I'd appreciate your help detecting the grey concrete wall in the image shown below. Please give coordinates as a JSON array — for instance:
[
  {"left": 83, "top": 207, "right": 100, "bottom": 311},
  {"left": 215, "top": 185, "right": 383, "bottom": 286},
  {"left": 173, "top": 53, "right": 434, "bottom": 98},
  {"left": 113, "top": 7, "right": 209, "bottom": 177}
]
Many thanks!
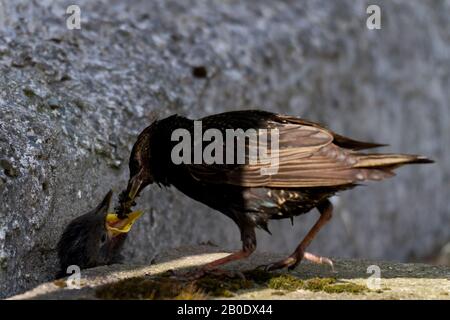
[{"left": 0, "top": 0, "right": 449, "bottom": 298}]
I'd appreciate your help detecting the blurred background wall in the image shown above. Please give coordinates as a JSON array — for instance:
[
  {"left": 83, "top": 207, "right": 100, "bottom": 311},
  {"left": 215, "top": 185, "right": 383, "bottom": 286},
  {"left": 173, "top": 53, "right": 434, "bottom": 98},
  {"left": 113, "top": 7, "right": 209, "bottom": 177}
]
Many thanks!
[{"left": 0, "top": 0, "right": 449, "bottom": 297}]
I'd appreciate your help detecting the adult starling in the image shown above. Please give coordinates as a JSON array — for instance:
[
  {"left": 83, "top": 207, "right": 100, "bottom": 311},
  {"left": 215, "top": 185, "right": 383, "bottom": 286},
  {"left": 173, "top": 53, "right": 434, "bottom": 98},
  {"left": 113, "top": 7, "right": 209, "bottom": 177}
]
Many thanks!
[
  {"left": 116, "top": 110, "right": 432, "bottom": 271},
  {"left": 56, "top": 191, "right": 142, "bottom": 278}
]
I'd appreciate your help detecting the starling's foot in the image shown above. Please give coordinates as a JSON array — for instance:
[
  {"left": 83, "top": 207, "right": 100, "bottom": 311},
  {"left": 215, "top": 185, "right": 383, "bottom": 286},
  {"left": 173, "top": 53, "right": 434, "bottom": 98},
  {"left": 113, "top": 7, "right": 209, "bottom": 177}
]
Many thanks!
[
  {"left": 258, "top": 251, "right": 334, "bottom": 272},
  {"left": 259, "top": 200, "right": 335, "bottom": 272}
]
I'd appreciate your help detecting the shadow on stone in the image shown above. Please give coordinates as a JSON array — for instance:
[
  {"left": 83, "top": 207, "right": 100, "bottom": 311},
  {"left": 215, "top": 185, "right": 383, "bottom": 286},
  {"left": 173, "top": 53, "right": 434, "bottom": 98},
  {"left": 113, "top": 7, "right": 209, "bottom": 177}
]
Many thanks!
[{"left": 9, "top": 245, "right": 450, "bottom": 300}]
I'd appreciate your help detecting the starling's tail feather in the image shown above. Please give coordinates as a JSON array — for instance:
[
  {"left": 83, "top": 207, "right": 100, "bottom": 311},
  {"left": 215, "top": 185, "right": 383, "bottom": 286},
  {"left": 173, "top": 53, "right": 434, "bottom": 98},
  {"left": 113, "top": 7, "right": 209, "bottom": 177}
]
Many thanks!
[
  {"left": 354, "top": 154, "right": 434, "bottom": 169},
  {"left": 332, "top": 134, "right": 388, "bottom": 150},
  {"left": 349, "top": 153, "right": 433, "bottom": 182}
]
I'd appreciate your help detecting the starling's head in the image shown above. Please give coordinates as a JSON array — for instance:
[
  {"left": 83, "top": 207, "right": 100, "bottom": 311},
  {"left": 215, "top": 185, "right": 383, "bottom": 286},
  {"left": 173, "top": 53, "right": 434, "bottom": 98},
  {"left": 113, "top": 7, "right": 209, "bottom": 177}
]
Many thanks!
[
  {"left": 116, "top": 115, "right": 186, "bottom": 216},
  {"left": 56, "top": 191, "right": 142, "bottom": 278},
  {"left": 116, "top": 121, "right": 160, "bottom": 216},
  {"left": 128, "top": 123, "right": 156, "bottom": 196}
]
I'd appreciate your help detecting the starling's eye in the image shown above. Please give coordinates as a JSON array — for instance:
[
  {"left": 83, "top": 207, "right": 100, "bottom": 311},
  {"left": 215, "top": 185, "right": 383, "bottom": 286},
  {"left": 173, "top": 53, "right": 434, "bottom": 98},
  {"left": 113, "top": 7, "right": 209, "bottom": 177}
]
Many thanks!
[{"left": 100, "top": 234, "right": 107, "bottom": 244}]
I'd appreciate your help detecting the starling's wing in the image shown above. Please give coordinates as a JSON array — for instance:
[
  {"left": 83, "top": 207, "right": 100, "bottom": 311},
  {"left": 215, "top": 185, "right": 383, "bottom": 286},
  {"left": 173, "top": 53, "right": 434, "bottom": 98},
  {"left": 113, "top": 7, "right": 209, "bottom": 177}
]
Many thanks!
[{"left": 187, "top": 113, "right": 377, "bottom": 187}]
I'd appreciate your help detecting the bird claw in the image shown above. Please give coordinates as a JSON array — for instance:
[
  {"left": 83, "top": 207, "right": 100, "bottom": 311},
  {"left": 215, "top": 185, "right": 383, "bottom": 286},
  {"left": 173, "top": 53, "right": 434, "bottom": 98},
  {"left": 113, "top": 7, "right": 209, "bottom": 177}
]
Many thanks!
[
  {"left": 258, "top": 256, "right": 298, "bottom": 272},
  {"left": 256, "top": 252, "right": 334, "bottom": 272},
  {"left": 303, "top": 252, "right": 335, "bottom": 272}
]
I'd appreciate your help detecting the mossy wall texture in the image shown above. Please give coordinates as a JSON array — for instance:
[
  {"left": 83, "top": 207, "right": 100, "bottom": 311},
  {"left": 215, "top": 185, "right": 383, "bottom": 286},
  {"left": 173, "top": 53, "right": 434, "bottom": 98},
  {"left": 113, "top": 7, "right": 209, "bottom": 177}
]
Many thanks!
[{"left": 0, "top": 0, "right": 449, "bottom": 297}]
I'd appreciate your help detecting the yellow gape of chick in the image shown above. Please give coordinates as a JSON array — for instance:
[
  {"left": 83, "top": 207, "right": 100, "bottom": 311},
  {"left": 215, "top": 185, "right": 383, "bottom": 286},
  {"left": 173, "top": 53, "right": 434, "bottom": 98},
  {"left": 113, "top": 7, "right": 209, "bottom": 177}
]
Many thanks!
[{"left": 106, "top": 211, "right": 143, "bottom": 237}]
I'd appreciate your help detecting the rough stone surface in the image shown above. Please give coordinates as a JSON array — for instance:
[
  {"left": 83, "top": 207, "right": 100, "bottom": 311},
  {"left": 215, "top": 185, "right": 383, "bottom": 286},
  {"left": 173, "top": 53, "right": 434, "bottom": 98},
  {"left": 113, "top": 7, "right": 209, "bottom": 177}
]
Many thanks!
[
  {"left": 0, "top": 0, "right": 449, "bottom": 298},
  {"left": 9, "top": 245, "right": 450, "bottom": 300}
]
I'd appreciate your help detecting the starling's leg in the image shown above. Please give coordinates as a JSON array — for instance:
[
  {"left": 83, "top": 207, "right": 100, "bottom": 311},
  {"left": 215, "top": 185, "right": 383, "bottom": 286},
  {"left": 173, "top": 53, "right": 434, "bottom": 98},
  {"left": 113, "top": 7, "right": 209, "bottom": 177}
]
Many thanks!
[
  {"left": 263, "top": 199, "right": 334, "bottom": 271},
  {"left": 180, "top": 225, "right": 256, "bottom": 279},
  {"left": 203, "top": 225, "right": 256, "bottom": 269}
]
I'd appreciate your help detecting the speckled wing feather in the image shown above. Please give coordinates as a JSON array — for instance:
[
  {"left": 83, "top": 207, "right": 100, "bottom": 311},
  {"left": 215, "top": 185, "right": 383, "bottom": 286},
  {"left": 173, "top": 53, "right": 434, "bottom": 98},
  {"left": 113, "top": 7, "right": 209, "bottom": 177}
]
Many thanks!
[{"left": 187, "top": 111, "right": 390, "bottom": 187}]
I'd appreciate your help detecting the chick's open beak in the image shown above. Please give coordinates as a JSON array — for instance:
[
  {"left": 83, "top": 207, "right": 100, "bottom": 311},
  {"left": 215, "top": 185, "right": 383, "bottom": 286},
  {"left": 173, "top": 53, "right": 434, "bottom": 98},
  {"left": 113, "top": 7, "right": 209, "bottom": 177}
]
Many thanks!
[{"left": 106, "top": 211, "right": 143, "bottom": 237}]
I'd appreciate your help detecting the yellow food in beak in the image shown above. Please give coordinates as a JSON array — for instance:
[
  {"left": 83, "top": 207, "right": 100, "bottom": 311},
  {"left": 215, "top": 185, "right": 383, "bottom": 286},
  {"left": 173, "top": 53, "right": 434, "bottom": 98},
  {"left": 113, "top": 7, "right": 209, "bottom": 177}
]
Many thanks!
[{"left": 106, "top": 211, "right": 143, "bottom": 236}]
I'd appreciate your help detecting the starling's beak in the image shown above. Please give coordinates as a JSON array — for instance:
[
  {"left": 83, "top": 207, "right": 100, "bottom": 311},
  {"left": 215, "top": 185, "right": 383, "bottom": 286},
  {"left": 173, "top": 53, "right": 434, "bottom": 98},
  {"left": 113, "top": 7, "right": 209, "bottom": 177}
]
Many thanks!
[
  {"left": 105, "top": 211, "right": 143, "bottom": 237},
  {"left": 116, "top": 169, "right": 151, "bottom": 218},
  {"left": 127, "top": 174, "right": 144, "bottom": 201}
]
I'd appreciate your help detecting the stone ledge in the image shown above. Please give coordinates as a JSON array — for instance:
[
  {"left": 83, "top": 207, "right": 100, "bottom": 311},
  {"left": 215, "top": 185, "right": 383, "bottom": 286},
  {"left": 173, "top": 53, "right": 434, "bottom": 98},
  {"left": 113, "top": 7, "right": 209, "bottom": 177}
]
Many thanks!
[{"left": 9, "top": 245, "right": 450, "bottom": 300}]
